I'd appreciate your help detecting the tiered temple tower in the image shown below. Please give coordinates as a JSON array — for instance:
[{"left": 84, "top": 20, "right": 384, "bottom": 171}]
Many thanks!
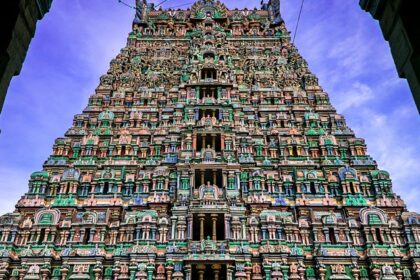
[{"left": 0, "top": 0, "right": 419, "bottom": 279}]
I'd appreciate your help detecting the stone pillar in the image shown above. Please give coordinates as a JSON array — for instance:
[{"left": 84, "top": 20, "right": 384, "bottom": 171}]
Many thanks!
[
  {"left": 241, "top": 218, "right": 247, "bottom": 240},
  {"left": 324, "top": 229, "right": 330, "bottom": 242},
  {"left": 44, "top": 229, "right": 50, "bottom": 243},
  {"left": 264, "top": 268, "right": 271, "bottom": 280},
  {"left": 199, "top": 214, "right": 206, "bottom": 240},
  {"left": 212, "top": 135, "right": 216, "bottom": 149},
  {"left": 246, "top": 268, "right": 251, "bottom": 280},
  {"left": 221, "top": 135, "right": 225, "bottom": 150},
  {"left": 237, "top": 172, "right": 241, "bottom": 190},
  {"left": 227, "top": 265, "right": 234, "bottom": 280},
  {"left": 185, "top": 265, "right": 192, "bottom": 280},
  {"left": 171, "top": 217, "right": 177, "bottom": 240},
  {"left": 192, "top": 135, "right": 197, "bottom": 151},
  {"left": 318, "top": 266, "right": 326, "bottom": 280},
  {"left": 395, "top": 268, "right": 403, "bottom": 280},
  {"left": 147, "top": 267, "right": 154, "bottom": 280},
  {"left": 60, "top": 266, "right": 69, "bottom": 280},
  {"left": 89, "top": 228, "right": 95, "bottom": 242},
  {"left": 211, "top": 214, "right": 218, "bottom": 240},
  {"left": 223, "top": 172, "right": 228, "bottom": 190},
  {"left": 201, "top": 171, "right": 205, "bottom": 186},
  {"left": 202, "top": 135, "right": 206, "bottom": 149},
  {"left": 371, "top": 228, "right": 377, "bottom": 242},
  {"left": 212, "top": 264, "right": 221, "bottom": 280},
  {"left": 190, "top": 173, "right": 195, "bottom": 193},
  {"left": 298, "top": 267, "right": 305, "bottom": 280},
  {"left": 225, "top": 215, "right": 231, "bottom": 239},
  {"left": 93, "top": 266, "right": 102, "bottom": 280},
  {"left": 371, "top": 268, "right": 380, "bottom": 280},
  {"left": 41, "top": 268, "right": 49, "bottom": 280},
  {"left": 166, "top": 265, "right": 173, "bottom": 280},
  {"left": 197, "top": 264, "right": 206, "bottom": 280},
  {"left": 352, "top": 267, "right": 360, "bottom": 280},
  {"left": 187, "top": 215, "right": 193, "bottom": 240},
  {"left": 176, "top": 173, "right": 180, "bottom": 190}
]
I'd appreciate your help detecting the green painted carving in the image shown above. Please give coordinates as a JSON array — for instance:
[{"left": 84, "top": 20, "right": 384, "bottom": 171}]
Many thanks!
[
  {"left": 194, "top": 10, "right": 205, "bottom": 19},
  {"left": 306, "top": 267, "right": 315, "bottom": 277},
  {"left": 52, "top": 268, "right": 61, "bottom": 276},
  {"left": 213, "top": 9, "right": 224, "bottom": 19},
  {"left": 11, "top": 268, "right": 20, "bottom": 276},
  {"left": 368, "top": 214, "right": 382, "bottom": 225},
  {"left": 104, "top": 267, "right": 113, "bottom": 276},
  {"left": 39, "top": 213, "right": 53, "bottom": 225},
  {"left": 181, "top": 72, "right": 190, "bottom": 82}
]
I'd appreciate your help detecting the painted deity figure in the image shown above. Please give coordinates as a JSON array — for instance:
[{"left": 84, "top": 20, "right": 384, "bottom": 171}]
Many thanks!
[
  {"left": 290, "top": 263, "right": 298, "bottom": 273},
  {"left": 201, "top": 115, "right": 212, "bottom": 126},
  {"left": 382, "top": 265, "right": 395, "bottom": 276},
  {"left": 120, "top": 264, "right": 129, "bottom": 275},
  {"left": 27, "top": 264, "right": 40, "bottom": 275},
  {"left": 201, "top": 236, "right": 216, "bottom": 253},
  {"left": 332, "top": 264, "right": 346, "bottom": 275},
  {"left": 203, "top": 95, "right": 215, "bottom": 104},
  {"left": 199, "top": 181, "right": 219, "bottom": 200},
  {"left": 202, "top": 145, "right": 215, "bottom": 162}
]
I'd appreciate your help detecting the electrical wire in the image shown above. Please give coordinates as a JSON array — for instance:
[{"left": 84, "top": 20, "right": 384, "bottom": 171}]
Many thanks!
[
  {"left": 292, "top": 0, "right": 305, "bottom": 44},
  {"left": 118, "top": 0, "right": 136, "bottom": 10},
  {"left": 166, "top": 1, "right": 196, "bottom": 9},
  {"left": 117, "top": 0, "right": 195, "bottom": 10},
  {"left": 154, "top": 0, "right": 197, "bottom": 10},
  {"left": 156, "top": 0, "right": 170, "bottom": 8}
]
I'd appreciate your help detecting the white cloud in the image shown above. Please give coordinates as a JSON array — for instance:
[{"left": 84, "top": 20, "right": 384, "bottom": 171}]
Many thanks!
[
  {"left": 334, "top": 82, "right": 374, "bottom": 112},
  {"left": 0, "top": 167, "right": 28, "bottom": 214},
  {"left": 350, "top": 106, "right": 420, "bottom": 211}
]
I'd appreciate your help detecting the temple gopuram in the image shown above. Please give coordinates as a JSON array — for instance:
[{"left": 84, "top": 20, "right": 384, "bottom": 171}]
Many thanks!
[{"left": 0, "top": 0, "right": 419, "bottom": 279}]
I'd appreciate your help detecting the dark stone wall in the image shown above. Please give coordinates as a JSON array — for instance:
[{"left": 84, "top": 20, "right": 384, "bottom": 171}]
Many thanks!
[
  {"left": 360, "top": 0, "right": 420, "bottom": 113},
  {"left": 0, "top": 0, "right": 52, "bottom": 114}
]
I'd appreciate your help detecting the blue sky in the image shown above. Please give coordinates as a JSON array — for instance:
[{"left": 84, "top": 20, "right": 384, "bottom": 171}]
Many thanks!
[{"left": 0, "top": 0, "right": 419, "bottom": 214}]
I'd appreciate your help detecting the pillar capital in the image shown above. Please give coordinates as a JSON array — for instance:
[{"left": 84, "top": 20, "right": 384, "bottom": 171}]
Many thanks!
[
  {"left": 196, "top": 264, "right": 206, "bottom": 270},
  {"left": 198, "top": 213, "right": 206, "bottom": 219}
]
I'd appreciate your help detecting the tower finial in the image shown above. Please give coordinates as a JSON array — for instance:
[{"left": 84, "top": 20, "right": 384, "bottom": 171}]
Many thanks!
[
  {"left": 268, "top": 0, "right": 283, "bottom": 25},
  {"left": 133, "top": 0, "right": 150, "bottom": 26}
]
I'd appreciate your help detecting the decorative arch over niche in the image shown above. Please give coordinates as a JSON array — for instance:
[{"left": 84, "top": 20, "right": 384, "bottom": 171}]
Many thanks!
[
  {"left": 359, "top": 207, "right": 387, "bottom": 225},
  {"left": 34, "top": 208, "right": 61, "bottom": 225}
]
